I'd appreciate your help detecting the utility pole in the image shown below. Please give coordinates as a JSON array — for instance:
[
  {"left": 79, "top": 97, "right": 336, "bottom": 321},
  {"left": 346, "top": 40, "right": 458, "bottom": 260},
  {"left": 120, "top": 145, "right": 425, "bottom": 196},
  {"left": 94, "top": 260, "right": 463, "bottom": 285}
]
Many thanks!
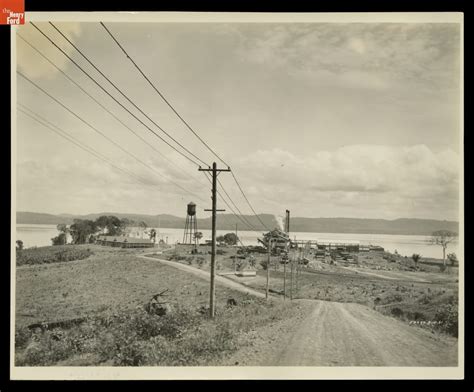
[
  {"left": 297, "top": 247, "right": 302, "bottom": 294},
  {"left": 266, "top": 238, "right": 272, "bottom": 300},
  {"left": 199, "top": 162, "right": 231, "bottom": 318},
  {"left": 290, "top": 251, "right": 294, "bottom": 300},
  {"left": 283, "top": 209, "right": 290, "bottom": 300}
]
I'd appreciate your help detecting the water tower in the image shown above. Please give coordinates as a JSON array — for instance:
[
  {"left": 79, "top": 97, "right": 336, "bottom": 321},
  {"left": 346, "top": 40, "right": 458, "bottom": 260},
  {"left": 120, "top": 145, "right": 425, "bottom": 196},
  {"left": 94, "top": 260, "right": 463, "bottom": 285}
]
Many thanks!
[{"left": 183, "top": 202, "right": 198, "bottom": 246}]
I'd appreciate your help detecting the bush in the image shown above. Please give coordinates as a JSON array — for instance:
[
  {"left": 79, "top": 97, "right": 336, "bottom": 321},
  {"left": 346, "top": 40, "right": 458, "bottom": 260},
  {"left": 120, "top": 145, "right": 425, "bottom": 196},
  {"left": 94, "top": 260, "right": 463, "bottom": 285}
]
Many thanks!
[
  {"left": 391, "top": 307, "right": 404, "bottom": 318},
  {"left": 16, "top": 246, "right": 94, "bottom": 266},
  {"left": 197, "top": 257, "right": 206, "bottom": 268},
  {"left": 435, "top": 302, "right": 458, "bottom": 337},
  {"left": 15, "top": 327, "right": 31, "bottom": 350}
]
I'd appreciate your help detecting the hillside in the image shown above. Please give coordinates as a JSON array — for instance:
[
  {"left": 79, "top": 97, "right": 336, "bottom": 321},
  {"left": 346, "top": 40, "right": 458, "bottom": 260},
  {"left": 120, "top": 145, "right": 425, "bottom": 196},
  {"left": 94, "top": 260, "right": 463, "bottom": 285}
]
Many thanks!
[{"left": 17, "top": 211, "right": 458, "bottom": 235}]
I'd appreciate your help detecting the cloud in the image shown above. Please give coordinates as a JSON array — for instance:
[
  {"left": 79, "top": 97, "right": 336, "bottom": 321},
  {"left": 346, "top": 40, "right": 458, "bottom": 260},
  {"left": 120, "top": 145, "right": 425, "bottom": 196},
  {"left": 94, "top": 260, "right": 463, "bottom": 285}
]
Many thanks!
[
  {"left": 232, "top": 144, "right": 460, "bottom": 220},
  {"left": 17, "top": 22, "right": 82, "bottom": 80},
  {"left": 347, "top": 37, "right": 366, "bottom": 54},
  {"left": 236, "top": 23, "right": 460, "bottom": 92}
]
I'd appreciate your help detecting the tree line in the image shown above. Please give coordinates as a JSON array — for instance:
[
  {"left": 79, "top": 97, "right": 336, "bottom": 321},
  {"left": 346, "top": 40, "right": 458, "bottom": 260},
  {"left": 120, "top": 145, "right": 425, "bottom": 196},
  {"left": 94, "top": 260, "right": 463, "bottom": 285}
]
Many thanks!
[{"left": 51, "top": 216, "right": 149, "bottom": 245}]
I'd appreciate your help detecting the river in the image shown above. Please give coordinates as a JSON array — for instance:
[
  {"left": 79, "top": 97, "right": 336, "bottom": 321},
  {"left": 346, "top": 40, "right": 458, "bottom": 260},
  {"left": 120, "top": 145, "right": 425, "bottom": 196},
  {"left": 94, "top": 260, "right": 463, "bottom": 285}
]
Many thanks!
[{"left": 15, "top": 224, "right": 460, "bottom": 259}]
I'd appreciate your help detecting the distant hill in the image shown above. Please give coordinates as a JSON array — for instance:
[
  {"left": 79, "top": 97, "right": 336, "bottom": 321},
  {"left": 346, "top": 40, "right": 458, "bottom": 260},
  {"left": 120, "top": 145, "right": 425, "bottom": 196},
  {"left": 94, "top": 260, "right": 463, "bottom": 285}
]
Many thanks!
[
  {"left": 17, "top": 211, "right": 458, "bottom": 236},
  {"left": 287, "top": 217, "right": 459, "bottom": 236}
]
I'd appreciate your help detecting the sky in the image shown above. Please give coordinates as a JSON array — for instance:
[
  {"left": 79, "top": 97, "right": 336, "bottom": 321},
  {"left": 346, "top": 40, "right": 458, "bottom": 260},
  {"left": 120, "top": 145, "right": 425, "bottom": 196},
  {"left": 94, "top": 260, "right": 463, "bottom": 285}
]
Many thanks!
[{"left": 15, "top": 20, "right": 462, "bottom": 221}]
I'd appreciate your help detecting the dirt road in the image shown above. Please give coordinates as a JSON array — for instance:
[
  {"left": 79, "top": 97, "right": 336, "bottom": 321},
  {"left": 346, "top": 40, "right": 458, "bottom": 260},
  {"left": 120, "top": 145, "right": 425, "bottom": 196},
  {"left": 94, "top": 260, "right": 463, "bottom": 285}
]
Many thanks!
[
  {"left": 141, "top": 255, "right": 457, "bottom": 367},
  {"left": 268, "top": 300, "right": 457, "bottom": 366},
  {"left": 138, "top": 254, "right": 266, "bottom": 298}
]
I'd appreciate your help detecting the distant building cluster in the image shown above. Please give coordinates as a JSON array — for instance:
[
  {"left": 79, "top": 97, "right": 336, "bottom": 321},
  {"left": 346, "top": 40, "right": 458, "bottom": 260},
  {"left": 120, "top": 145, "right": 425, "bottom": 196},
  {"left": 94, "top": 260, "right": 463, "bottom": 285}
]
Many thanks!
[{"left": 96, "top": 235, "right": 154, "bottom": 248}]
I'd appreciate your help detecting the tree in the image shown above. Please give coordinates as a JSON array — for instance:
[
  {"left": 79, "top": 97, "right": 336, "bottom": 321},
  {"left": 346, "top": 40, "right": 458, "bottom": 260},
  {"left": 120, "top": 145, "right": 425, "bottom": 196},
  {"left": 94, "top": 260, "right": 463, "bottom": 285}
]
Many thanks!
[
  {"left": 120, "top": 218, "right": 135, "bottom": 236},
  {"left": 51, "top": 224, "right": 69, "bottom": 246},
  {"left": 69, "top": 219, "right": 98, "bottom": 244},
  {"left": 16, "top": 240, "right": 24, "bottom": 251},
  {"left": 150, "top": 228, "right": 157, "bottom": 243},
  {"left": 51, "top": 233, "right": 67, "bottom": 246},
  {"left": 447, "top": 253, "right": 458, "bottom": 267},
  {"left": 194, "top": 231, "right": 203, "bottom": 245},
  {"left": 223, "top": 232, "right": 238, "bottom": 246},
  {"left": 430, "top": 230, "right": 458, "bottom": 267},
  {"left": 411, "top": 253, "right": 421, "bottom": 270},
  {"left": 96, "top": 215, "right": 123, "bottom": 236},
  {"left": 138, "top": 221, "right": 148, "bottom": 238}
]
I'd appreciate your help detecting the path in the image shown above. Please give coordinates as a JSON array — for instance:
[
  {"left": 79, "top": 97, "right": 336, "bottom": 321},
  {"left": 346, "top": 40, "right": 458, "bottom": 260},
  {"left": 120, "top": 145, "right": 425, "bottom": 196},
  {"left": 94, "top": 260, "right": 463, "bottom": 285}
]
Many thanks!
[
  {"left": 271, "top": 300, "right": 457, "bottom": 366},
  {"left": 137, "top": 254, "right": 266, "bottom": 298}
]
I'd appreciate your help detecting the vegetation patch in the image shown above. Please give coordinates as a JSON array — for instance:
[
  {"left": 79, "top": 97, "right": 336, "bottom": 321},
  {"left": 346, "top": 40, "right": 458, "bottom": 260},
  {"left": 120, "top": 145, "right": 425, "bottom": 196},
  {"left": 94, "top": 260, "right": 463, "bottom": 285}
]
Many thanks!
[
  {"left": 15, "top": 298, "right": 298, "bottom": 366},
  {"left": 17, "top": 245, "right": 94, "bottom": 266}
]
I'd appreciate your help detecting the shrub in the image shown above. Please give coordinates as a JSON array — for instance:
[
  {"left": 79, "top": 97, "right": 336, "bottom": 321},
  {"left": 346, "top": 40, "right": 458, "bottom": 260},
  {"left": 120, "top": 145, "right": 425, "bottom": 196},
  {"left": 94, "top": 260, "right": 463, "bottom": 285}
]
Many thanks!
[
  {"left": 435, "top": 302, "right": 458, "bottom": 337},
  {"left": 418, "top": 294, "right": 433, "bottom": 305},
  {"left": 15, "top": 327, "right": 31, "bottom": 350},
  {"left": 197, "top": 257, "right": 206, "bottom": 268},
  {"left": 391, "top": 307, "right": 404, "bottom": 318},
  {"left": 16, "top": 246, "right": 93, "bottom": 266},
  {"left": 406, "top": 311, "right": 426, "bottom": 321}
]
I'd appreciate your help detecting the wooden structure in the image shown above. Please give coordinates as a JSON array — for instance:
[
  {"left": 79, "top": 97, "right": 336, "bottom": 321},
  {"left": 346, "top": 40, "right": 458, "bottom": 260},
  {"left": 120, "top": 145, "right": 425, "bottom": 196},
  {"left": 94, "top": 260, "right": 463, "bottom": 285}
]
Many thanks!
[{"left": 96, "top": 235, "right": 155, "bottom": 248}]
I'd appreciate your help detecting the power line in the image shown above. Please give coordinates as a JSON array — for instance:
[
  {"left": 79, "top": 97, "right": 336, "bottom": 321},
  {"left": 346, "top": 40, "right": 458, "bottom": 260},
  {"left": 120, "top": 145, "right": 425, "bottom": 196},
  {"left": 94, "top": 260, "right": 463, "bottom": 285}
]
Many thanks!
[
  {"left": 17, "top": 71, "right": 204, "bottom": 201},
  {"left": 98, "top": 22, "right": 270, "bottom": 232},
  {"left": 202, "top": 172, "right": 261, "bottom": 236},
  {"left": 29, "top": 22, "right": 205, "bottom": 168},
  {"left": 17, "top": 33, "right": 207, "bottom": 191},
  {"left": 100, "top": 21, "right": 229, "bottom": 168},
  {"left": 18, "top": 105, "right": 160, "bottom": 189},
  {"left": 44, "top": 21, "right": 209, "bottom": 168},
  {"left": 216, "top": 178, "right": 260, "bottom": 232},
  {"left": 231, "top": 171, "right": 270, "bottom": 231}
]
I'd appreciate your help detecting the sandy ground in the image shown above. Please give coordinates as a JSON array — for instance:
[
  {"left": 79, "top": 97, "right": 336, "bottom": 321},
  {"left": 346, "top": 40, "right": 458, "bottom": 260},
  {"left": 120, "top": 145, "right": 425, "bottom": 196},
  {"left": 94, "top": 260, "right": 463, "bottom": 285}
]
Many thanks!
[{"left": 224, "top": 299, "right": 457, "bottom": 366}]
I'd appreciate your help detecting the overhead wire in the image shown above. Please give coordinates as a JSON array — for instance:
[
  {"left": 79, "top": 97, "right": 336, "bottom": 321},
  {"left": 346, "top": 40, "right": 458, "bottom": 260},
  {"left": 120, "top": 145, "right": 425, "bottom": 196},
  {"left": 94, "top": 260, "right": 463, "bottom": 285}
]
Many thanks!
[
  {"left": 17, "top": 71, "right": 205, "bottom": 202},
  {"left": 18, "top": 105, "right": 164, "bottom": 189},
  {"left": 17, "top": 33, "right": 208, "bottom": 191},
  {"left": 29, "top": 21, "right": 207, "bottom": 168},
  {"left": 46, "top": 21, "right": 209, "bottom": 167},
  {"left": 97, "top": 21, "right": 271, "bottom": 232},
  {"left": 100, "top": 21, "right": 229, "bottom": 168}
]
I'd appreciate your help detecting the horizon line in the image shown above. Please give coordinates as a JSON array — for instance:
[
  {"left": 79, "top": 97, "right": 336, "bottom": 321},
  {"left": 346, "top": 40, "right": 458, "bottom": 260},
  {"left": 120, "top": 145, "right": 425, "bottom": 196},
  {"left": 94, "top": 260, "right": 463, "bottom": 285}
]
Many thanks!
[{"left": 16, "top": 210, "right": 459, "bottom": 223}]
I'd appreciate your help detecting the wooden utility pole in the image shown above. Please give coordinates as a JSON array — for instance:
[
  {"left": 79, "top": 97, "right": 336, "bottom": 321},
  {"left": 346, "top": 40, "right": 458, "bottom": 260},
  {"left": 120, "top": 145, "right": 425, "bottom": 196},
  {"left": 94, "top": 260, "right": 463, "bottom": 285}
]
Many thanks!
[
  {"left": 290, "top": 252, "right": 294, "bottom": 300},
  {"left": 199, "top": 162, "right": 231, "bottom": 318},
  {"left": 266, "top": 239, "right": 272, "bottom": 300},
  {"left": 283, "top": 209, "right": 290, "bottom": 300},
  {"left": 297, "top": 247, "right": 302, "bottom": 294}
]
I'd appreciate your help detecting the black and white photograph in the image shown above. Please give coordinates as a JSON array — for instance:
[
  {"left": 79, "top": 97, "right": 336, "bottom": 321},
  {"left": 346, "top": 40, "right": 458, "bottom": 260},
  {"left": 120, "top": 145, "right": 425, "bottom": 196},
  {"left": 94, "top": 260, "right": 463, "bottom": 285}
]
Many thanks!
[{"left": 10, "top": 11, "right": 463, "bottom": 380}]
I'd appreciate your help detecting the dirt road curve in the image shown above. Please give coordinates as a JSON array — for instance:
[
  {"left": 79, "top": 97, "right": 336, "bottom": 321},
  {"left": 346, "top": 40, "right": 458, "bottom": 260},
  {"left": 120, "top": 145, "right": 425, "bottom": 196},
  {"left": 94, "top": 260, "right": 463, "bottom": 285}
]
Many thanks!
[
  {"left": 138, "top": 254, "right": 266, "bottom": 298},
  {"left": 273, "top": 300, "right": 457, "bottom": 366}
]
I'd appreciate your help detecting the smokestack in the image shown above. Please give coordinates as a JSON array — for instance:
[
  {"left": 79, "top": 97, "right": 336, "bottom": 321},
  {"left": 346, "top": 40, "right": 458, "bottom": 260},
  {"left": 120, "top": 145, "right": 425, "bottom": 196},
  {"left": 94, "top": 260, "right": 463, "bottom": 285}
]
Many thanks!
[{"left": 285, "top": 210, "right": 290, "bottom": 233}]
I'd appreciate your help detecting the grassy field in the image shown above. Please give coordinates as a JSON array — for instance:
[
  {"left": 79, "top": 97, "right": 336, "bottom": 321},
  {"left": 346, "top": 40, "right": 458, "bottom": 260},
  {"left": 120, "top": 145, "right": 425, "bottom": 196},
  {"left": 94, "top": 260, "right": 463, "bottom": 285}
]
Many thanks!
[{"left": 15, "top": 244, "right": 305, "bottom": 366}]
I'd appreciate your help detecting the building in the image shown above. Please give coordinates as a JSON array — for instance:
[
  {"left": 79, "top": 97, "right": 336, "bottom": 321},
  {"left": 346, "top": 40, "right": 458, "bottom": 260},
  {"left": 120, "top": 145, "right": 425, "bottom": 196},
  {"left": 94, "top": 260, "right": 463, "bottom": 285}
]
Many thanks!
[
  {"left": 315, "top": 240, "right": 360, "bottom": 252},
  {"left": 96, "top": 235, "right": 155, "bottom": 249}
]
